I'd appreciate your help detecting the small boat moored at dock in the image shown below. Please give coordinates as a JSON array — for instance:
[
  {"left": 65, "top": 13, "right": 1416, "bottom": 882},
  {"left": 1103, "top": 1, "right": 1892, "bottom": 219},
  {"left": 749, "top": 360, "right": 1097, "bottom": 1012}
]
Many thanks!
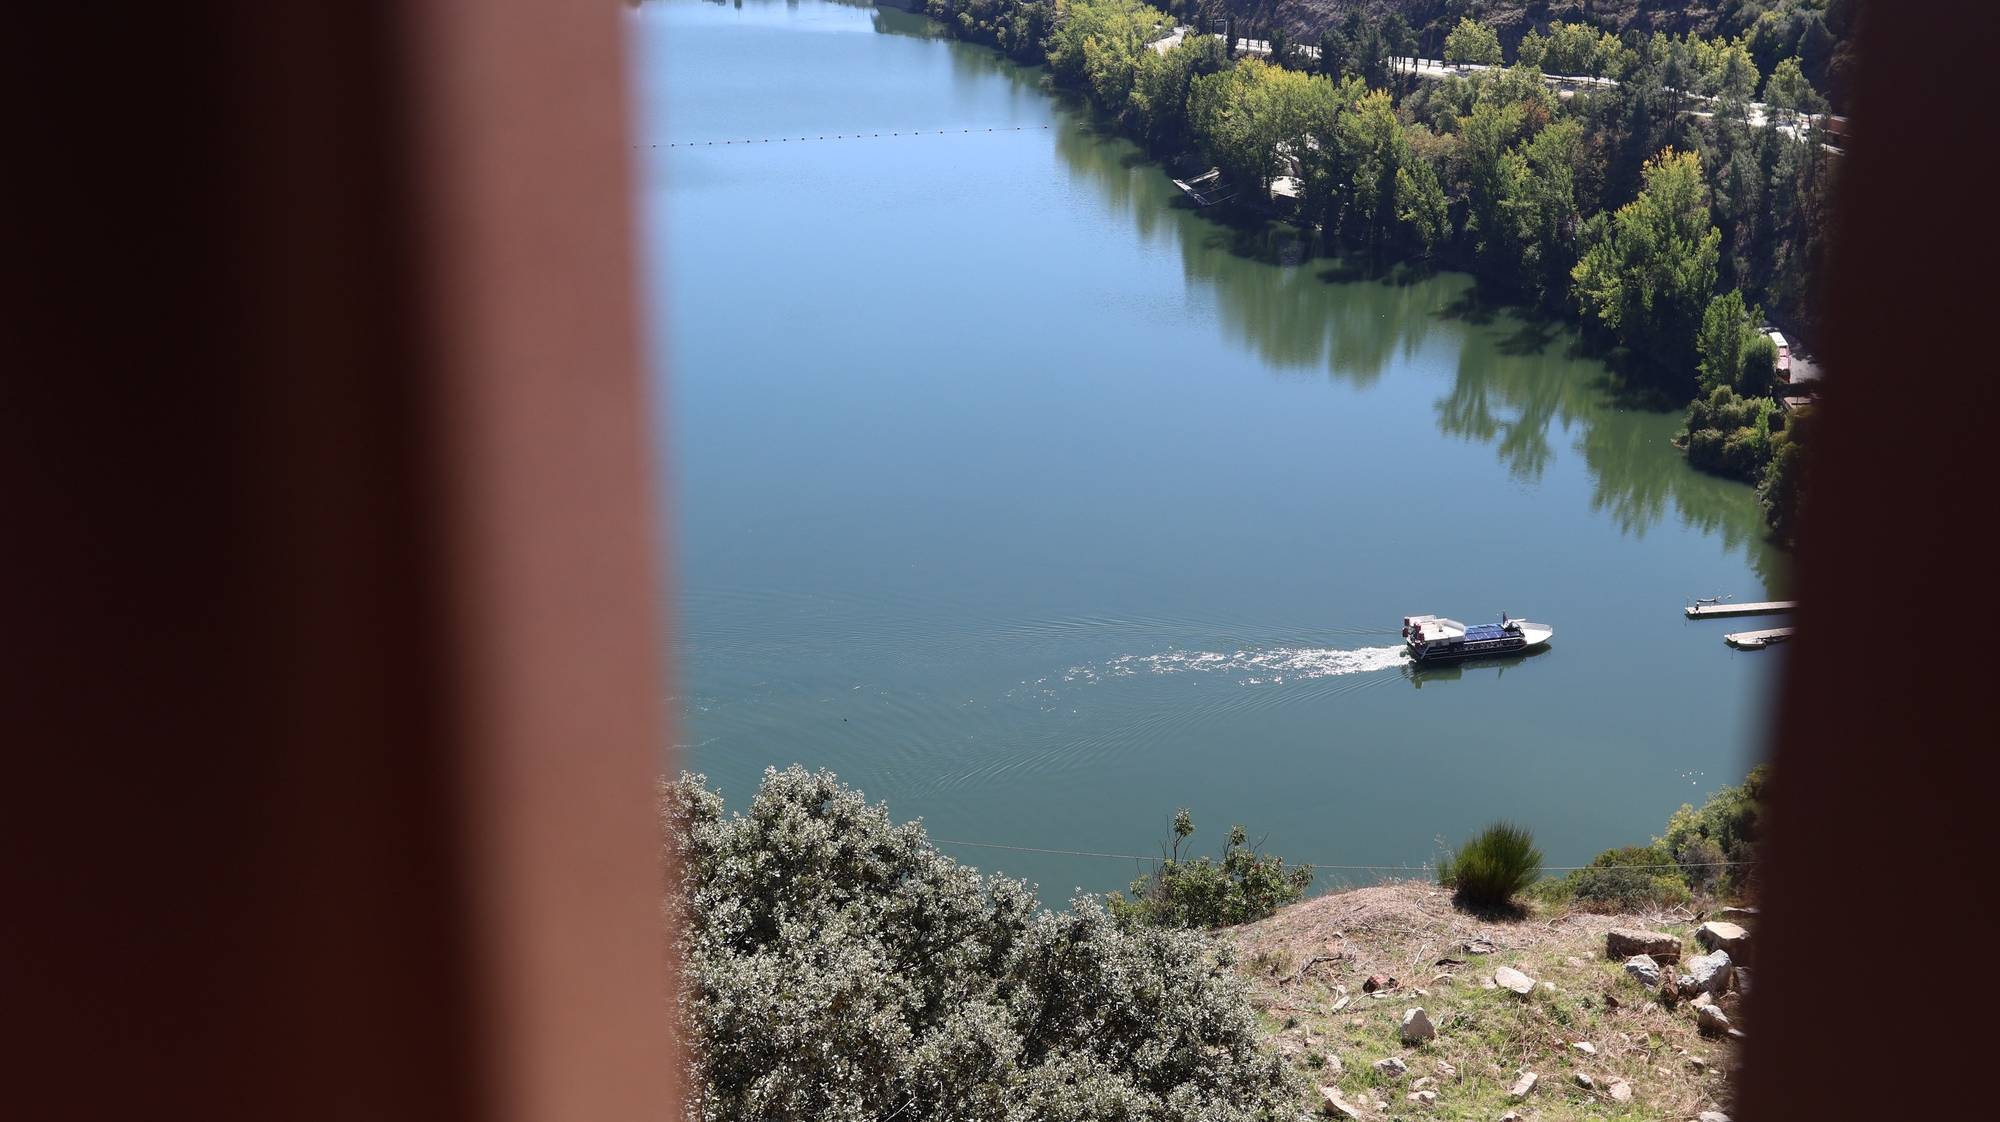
[
  {"left": 1725, "top": 626, "right": 1794, "bottom": 650},
  {"left": 1402, "top": 613, "right": 1553, "bottom": 664},
  {"left": 1684, "top": 599, "right": 1796, "bottom": 619}
]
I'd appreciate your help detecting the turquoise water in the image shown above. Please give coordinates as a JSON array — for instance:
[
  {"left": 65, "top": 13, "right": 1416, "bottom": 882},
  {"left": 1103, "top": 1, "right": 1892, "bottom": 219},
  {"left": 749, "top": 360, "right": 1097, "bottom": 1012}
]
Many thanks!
[{"left": 634, "top": 0, "right": 1782, "bottom": 900}]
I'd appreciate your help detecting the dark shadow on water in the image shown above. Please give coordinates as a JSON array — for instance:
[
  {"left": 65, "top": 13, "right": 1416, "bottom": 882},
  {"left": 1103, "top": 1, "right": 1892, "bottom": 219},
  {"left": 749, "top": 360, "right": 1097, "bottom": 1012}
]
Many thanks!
[{"left": 1402, "top": 646, "right": 1552, "bottom": 690}]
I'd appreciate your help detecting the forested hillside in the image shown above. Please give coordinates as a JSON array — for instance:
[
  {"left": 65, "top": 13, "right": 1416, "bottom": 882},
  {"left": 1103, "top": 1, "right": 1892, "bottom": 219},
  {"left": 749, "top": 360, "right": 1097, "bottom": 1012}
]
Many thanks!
[{"left": 1198, "top": 0, "right": 1861, "bottom": 110}]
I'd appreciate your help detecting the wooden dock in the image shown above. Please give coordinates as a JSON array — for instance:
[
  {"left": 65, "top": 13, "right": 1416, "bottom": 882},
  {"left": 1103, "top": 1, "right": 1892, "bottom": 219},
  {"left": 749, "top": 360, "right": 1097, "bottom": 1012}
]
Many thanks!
[
  {"left": 1725, "top": 627, "right": 1795, "bottom": 650},
  {"left": 1684, "top": 600, "right": 1797, "bottom": 619}
]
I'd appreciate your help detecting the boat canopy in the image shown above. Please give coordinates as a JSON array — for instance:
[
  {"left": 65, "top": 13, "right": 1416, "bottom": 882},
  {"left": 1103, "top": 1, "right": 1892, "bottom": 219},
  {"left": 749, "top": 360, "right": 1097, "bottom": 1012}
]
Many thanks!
[{"left": 1462, "top": 623, "right": 1513, "bottom": 641}]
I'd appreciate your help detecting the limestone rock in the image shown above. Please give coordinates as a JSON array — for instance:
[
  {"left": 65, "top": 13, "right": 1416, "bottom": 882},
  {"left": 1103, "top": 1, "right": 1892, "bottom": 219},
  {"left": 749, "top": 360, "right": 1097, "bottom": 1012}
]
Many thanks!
[
  {"left": 1609, "top": 1079, "right": 1632, "bottom": 1103},
  {"left": 1330, "top": 995, "right": 1351, "bottom": 1013},
  {"left": 1686, "top": 950, "right": 1734, "bottom": 994},
  {"left": 1324, "top": 1053, "right": 1344, "bottom": 1077},
  {"left": 1623, "top": 954, "right": 1663, "bottom": 987},
  {"left": 1717, "top": 906, "right": 1758, "bottom": 922},
  {"left": 1319, "top": 1086, "right": 1367, "bottom": 1119},
  {"left": 1374, "top": 1056, "right": 1408, "bottom": 1077},
  {"left": 1410, "top": 1077, "right": 1435, "bottom": 1091},
  {"left": 1493, "top": 966, "right": 1536, "bottom": 996},
  {"left": 1698, "top": 1112, "right": 1734, "bottom": 1122},
  {"left": 1507, "top": 1071, "right": 1538, "bottom": 1100},
  {"left": 1573, "top": 1072, "right": 1595, "bottom": 1090},
  {"left": 1401, "top": 1008, "right": 1437, "bottom": 1044},
  {"left": 1605, "top": 928, "right": 1681, "bottom": 963},
  {"left": 1463, "top": 938, "right": 1496, "bottom": 955},
  {"left": 1500, "top": 1113, "right": 1522, "bottom": 1122},
  {"left": 1406, "top": 1090, "right": 1437, "bottom": 1106},
  {"left": 1697, "top": 1003, "right": 1732, "bottom": 1036},
  {"left": 1697, "top": 920, "right": 1752, "bottom": 962},
  {"left": 1571, "top": 1041, "right": 1596, "bottom": 1056}
]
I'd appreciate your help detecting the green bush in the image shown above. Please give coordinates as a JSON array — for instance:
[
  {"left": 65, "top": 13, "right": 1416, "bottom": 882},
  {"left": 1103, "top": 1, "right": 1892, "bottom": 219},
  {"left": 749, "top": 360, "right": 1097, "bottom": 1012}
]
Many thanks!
[
  {"left": 1438, "top": 822, "right": 1544, "bottom": 909},
  {"left": 1562, "top": 844, "right": 1690, "bottom": 911},
  {"left": 1108, "top": 809, "right": 1313, "bottom": 929},
  {"left": 1661, "top": 765, "right": 1766, "bottom": 899},
  {"left": 667, "top": 768, "right": 1296, "bottom": 1122}
]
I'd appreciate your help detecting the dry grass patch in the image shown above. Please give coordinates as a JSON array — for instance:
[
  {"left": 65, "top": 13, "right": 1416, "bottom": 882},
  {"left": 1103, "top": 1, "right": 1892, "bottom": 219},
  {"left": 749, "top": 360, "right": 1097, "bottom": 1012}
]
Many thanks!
[{"left": 1226, "top": 881, "right": 1741, "bottom": 1121}]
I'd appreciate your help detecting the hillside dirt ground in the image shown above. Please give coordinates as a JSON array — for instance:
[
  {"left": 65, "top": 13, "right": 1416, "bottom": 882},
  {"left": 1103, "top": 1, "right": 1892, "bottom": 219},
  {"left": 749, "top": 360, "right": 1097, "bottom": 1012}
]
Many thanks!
[{"left": 1224, "top": 881, "right": 1741, "bottom": 1121}]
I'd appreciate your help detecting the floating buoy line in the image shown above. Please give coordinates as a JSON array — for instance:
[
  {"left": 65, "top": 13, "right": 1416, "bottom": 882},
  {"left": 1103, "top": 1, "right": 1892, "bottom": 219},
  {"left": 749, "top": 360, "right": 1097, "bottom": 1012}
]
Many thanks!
[{"left": 634, "top": 124, "right": 1053, "bottom": 148}]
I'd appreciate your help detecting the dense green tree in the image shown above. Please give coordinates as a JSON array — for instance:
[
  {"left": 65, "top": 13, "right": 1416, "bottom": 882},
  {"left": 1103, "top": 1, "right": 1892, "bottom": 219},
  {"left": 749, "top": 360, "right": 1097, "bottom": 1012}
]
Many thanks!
[
  {"left": 1758, "top": 418, "right": 1808, "bottom": 548},
  {"left": 1045, "top": 0, "right": 1165, "bottom": 112},
  {"left": 1444, "top": 17, "right": 1502, "bottom": 67},
  {"left": 1571, "top": 149, "right": 1722, "bottom": 379},
  {"left": 1694, "top": 288, "right": 1776, "bottom": 394},
  {"left": 1337, "top": 88, "right": 1412, "bottom": 246},
  {"left": 1396, "top": 155, "right": 1450, "bottom": 255},
  {"left": 1189, "top": 58, "right": 1342, "bottom": 194},
  {"left": 1763, "top": 55, "right": 1824, "bottom": 116},
  {"left": 669, "top": 768, "right": 1296, "bottom": 1122},
  {"left": 1500, "top": 118, "right": 1588, "bottom": 304}
]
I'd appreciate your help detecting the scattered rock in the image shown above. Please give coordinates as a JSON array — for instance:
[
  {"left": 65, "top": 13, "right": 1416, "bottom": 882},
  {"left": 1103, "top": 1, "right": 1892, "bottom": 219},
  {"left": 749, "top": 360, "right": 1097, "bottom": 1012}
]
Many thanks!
[
  {"left": 1363, "top": 974, "right": 1397, "bottom": 993},
  {"left": 1319, "top": 1086, "right": 1367, "bottom": 1119},
  {"left": 1687, "top": 1055, "right": 1709, "bottom": 1072},
  {"left": 1571, "top": 1041, "right": 1596, "bottom": 1056},
  {"left": 1406, "top": 1090, "right": 1437, "bottom": 1106},
  {"left": 1697, "top": 921, "right": 1752, "bottom": 962},
  {"left": 1727, "top": 1027, "right": 1747, "bottom": 1041},
  {"left": 1573, "top": 1072, "right": 1595, "bottom": 1090},
  {"left": 1329, "top": 995, "right": 1351, "bottom": 1013},
  {"left": 1493, "top": 966, "right": 1536, "bottom": 996},
  {"left": 1606, "top": 928, "right": 1681, "bottom": 963},
  {"left": 1716, "top": 906, "right": 1758, "bottom": 922},
  {"left": 1463, "top": 938, "right": 1497, "bottom": 955},
  {"left": 1500, "top": 1113, "right": 1522, "bottom": 1122},
  {"left": 1507, "top": 1071, "right": 1538, "bottom": 1100},
  {"left": 1608, "top": 1080, "right": 1632, "bottom": 1103},
  {"left": 1433, "top": 1060, "right": 1457, "bottom": 1079},
  {"left": 1324, "top": 1054, "right": 1344, "bottom": 1077},
  {"left": 1691, "top": 991, "right": 1715, "bottom": 1010},
  {"left": 1623, "top": 954, "right": 1663, "bottom": 987},
  {"left": 1697, "top": 1003, "right": 1732, "bottom": 1036},
  {"left": 1401, "top": 1008, "right": 1437, "bottom": 1044},
  {"left": 1697, "top": 1112, "right": 1734, "bottom": 1122},
  {"left": 1685, "top": 950, "right": 1734, "bottom": 994},
  {"left": 1411, "top": 1077, "right": 1435, "bottom": 1091},
  {"left": 1374, "top": 1056, "right": 1408, "bottom": 1077}
]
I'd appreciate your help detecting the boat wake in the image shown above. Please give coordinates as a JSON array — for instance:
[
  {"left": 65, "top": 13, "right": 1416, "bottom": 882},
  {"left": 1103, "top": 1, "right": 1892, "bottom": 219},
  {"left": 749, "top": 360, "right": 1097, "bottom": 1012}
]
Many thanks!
[{"left": 1064, "top": 644, "right": 1409, "bottom": 686}]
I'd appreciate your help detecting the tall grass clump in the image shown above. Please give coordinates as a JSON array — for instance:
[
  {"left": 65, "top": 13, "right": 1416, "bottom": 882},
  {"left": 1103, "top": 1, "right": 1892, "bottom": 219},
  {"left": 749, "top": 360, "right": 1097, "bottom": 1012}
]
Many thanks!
[{"left": 1438, "top": 822, "right": 1544, "bottom": 910}]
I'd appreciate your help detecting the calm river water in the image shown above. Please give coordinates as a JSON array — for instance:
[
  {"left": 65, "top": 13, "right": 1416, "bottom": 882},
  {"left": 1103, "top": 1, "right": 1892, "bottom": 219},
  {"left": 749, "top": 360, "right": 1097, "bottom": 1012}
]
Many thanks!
[{"left": 634, "top": 0, "right": 1783, "bottom": 900}]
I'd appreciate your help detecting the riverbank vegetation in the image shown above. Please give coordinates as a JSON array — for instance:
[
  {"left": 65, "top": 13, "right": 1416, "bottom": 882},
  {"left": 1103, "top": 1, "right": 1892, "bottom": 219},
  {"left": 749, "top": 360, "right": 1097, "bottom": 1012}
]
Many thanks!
[
  {"left": 921, "top": 0, "right": 1836, "bottom": 544},
  {"left": 1108, "top": 809, "right": 1314, "bottom": 929},
  {"left": 668, "top": 765, "right": 1766, "bottom": 1118}
]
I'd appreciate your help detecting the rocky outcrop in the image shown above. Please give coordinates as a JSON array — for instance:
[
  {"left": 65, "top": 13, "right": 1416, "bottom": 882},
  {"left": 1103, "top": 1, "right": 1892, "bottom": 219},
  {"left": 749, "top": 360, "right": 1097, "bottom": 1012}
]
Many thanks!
[
  {"left": 1605, "top": 928, "right": 1681, "bottom": 962},
  {"left": 1697, "top": 920, "right": 1751, "bottom": 962},
  {"left": 1623, "top": 953, "right": 1663, "bottom": 987},
  {"left": 1319, "top": 1087, "right": 1366, "bottom": 1118},
  {"left": 1684, "top": 950, "right": 1734, "bottom": 994},
  {"left": 1696, "top": 1003, "right": 1732, "bottom": 1036}
]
